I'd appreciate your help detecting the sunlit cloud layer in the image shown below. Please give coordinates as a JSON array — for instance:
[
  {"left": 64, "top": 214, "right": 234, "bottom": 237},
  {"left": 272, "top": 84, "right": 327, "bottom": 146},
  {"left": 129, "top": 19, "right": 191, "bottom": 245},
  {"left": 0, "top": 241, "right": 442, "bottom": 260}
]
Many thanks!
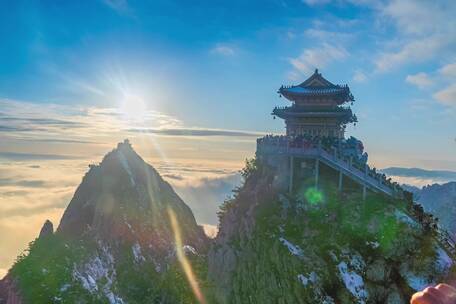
[
  {"left": 381, "top": 167, "right": 456, "bottom": 187},
  {"left": 128, "top": 128, "right": 263, "bottom": 137},
  {"left": 0, "top": 98, "right": 255, "bottom": 277}
]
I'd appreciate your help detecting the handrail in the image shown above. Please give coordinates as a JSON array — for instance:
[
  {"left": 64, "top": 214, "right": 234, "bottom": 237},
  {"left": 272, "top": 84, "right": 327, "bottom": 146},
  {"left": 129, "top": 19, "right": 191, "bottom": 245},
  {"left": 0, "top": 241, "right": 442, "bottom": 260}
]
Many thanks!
[{"left": 257, "top": 140, "right": 396, "bottom": 197}]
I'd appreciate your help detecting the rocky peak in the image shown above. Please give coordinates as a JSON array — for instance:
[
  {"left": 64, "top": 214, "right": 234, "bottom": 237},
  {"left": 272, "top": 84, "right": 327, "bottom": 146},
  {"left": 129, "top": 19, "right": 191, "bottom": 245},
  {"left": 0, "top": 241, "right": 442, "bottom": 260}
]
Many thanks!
[
  {"left": 38, "top": 220, "right": 53, "bottom": 239},
  {"left": 4, "top": 140, "right": 209, "bottom": 303},
  {"left": 56, "top": 139, "right": 207, "bottom": 251}
]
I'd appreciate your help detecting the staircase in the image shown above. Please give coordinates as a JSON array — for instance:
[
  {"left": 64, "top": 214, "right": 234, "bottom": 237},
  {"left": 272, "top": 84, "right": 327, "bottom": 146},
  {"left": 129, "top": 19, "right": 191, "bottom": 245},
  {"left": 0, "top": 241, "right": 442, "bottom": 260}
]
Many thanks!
[{"left": 259, "top": 143, "right": 398, "bottom": 198}]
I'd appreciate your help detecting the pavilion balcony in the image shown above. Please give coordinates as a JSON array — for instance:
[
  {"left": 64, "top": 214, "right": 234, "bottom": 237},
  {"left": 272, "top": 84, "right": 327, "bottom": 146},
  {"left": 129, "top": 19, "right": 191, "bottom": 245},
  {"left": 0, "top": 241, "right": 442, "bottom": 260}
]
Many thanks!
[{"left": 272, "top": 106, "right": 357, "bottom": 123}]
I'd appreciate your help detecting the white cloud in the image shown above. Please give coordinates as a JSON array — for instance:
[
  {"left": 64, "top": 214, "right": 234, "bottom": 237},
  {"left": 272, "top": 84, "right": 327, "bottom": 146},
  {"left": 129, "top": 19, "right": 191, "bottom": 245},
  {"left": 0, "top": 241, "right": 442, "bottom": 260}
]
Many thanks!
[
  {"left": 375, "top": 35, "right": 448, "bottom": 72},
  {"left": 439, "top": 62, "right": 456, "bottom": 78},
  {"left": 433, "top": 84, "right": 456, "bottom": 107},
  {"left": 210, "top": 43, "right": 236, "bottom": 56},
  {"left": 406, "top": 72, "right": 433, "bottom": 89},
  {"left": 289, "top": 44, "right": 348, "bottom": 75},
  {"left": 287, "top": 70, "right": 302, "bottom": 81},
  {"left": 102, "top": 0, "right": 131, "bottom": 15},
  {"left": 353, "top": 70, "right": 368, "bottom": 83},
  {"left": 304, "top": 29, "right": 354, "bottom": 42},
  {"left": 346, "top": 0, "right": 380, "bottom": 6},
  {"left": 286, "top": 31, "right": 296, "bottom": 40},
  {"left": 381, "top": 0, "right": 444, "bottom": 35},
  {"left": 373, "top": 0, "right": 456, "bottom": 72},
  {"left": 172, "top": 173, "right": 241, "bottom": 225},
  {"left": 302, "top": 0, "right": 331, "bottom": 5},
  {"left": 0, "top": 99, "right": 183, "bottom": 145},
  {"left": 102, "top": 0, "right": 132, "bottom": 15}
]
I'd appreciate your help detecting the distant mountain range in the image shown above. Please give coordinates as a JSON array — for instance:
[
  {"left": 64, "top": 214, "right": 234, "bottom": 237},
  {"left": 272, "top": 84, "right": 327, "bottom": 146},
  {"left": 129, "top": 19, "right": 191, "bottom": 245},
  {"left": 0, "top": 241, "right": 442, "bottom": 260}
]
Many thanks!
[{"left": 381, "top": 167, "right": 456, "bottom": 183}]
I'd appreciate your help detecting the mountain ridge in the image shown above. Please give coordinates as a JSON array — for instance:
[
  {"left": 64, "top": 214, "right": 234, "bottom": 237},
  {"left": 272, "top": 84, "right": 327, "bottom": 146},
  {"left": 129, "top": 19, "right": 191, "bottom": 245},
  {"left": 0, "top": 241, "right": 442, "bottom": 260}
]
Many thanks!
[
  {"left": 381, "top": 167, "right": 456, "bottom": 182},
  {"left": 0, "top": 140, "right": 209, "bottom": 304}
]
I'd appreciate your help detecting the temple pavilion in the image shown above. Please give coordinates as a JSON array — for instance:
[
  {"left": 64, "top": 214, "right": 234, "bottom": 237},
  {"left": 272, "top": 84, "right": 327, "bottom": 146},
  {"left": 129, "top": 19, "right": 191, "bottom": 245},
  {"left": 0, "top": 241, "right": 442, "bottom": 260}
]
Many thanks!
[
  {"left": 273, "top": 69, "right": 357, "bottom": 138},
  {"left": 257, "top": 69, "right": 402, "bottom": 200}
]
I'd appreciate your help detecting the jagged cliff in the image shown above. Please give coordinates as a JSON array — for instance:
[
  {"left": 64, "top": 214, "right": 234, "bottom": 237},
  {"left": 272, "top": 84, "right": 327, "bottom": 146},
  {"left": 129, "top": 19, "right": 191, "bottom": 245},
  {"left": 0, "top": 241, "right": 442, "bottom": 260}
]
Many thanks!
[
  {"left": 208, "top": 158, "right": 456, "bottom": 303},
  {"left": 0, "top": 140, "right": 208, "bottom": 303}
]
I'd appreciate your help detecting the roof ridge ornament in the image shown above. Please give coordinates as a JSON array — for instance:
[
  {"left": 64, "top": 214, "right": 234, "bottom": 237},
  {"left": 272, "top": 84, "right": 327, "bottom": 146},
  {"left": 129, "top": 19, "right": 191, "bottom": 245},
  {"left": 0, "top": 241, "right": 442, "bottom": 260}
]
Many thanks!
[{"left": 277, "top": 70, "right": 354, "bottom": 104}]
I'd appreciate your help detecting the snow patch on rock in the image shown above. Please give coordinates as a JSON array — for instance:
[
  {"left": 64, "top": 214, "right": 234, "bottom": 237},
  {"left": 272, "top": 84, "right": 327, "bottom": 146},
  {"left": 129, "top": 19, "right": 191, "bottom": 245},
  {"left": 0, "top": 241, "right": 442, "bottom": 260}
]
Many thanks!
[
  {"left": 297, "top": 271, "right": 318, "bottom": 286},
  {"left": 322, "top": 295, "right": 336, "bottom": 304},
  {"left": 399, "top": 260, "right": 433, "bottom": 291},
  {"left": 435, "top": 246, "right": 453, "bottom": 273},
  {"left": 366, "top": 241, "right": 379, "bottom": 249},
  {"left": 132, "top": 243, "right": 145, "bottom": 263},
  {"left": 337, "top": 261, "right": 368, "bottom": 303},
  {"left": 183, "top": 245, "right": 197, "bottom": 255},
  {"left": 72, "top": 245, "right": 124, "bottom": 304},
  {"left": 403, "top": 272, "right": 430, "bottom": 291},
  {"left": 279, "top": 237, "right": 304, "bottom": 257},
  {"left": 59, "top": 283, "right": 71, "bottom": 292}
]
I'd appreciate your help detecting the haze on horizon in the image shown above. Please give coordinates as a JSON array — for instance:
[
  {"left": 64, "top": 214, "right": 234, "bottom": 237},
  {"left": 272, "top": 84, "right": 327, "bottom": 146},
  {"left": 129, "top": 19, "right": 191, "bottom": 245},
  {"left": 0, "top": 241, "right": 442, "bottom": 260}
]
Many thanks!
[{"left": 0, "top": 0, "right": 455, "bottom": 278}]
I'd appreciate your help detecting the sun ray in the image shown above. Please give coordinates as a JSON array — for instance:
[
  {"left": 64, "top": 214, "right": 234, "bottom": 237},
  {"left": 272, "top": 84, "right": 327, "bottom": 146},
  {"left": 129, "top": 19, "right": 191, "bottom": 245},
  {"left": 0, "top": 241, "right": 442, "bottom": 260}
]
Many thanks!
[{"left": 167, "top": 208, "right": 206, "bottom": 304}]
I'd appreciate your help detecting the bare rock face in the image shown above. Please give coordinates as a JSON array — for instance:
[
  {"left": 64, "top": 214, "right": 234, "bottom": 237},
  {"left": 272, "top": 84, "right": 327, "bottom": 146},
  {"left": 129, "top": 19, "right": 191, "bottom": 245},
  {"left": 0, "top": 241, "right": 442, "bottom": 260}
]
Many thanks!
[
  {"left": 0, "top": 275, "right": 22, "bottom": 304},
  {"left": 38, "top": 220, "right": 53, "bottom": 239},
  {"left": 208, "top": 160, "right": 277, "bottom": 302}
]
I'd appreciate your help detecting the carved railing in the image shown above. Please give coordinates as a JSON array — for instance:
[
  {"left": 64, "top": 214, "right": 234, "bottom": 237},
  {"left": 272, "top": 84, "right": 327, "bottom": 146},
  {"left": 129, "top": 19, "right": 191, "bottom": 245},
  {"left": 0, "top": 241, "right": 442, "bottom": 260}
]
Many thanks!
[{"left": 257, "top": 136, "right": 398, "bottom": 197}]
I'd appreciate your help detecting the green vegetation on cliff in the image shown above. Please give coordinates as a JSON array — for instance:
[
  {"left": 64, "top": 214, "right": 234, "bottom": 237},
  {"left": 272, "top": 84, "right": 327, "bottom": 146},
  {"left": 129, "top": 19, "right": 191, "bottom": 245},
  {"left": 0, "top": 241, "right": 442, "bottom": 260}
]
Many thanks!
[
  {"left": 10, "top": 233, "right": 211, "bottom": 303},
  {"left": 211, "top": 158, "right": 455, "bottom": 304}
]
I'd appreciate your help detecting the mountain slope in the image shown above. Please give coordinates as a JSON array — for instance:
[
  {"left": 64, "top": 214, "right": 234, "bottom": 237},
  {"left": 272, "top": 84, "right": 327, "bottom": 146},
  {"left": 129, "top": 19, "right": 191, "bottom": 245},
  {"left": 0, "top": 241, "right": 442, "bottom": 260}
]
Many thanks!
[
  {"left": 209, "top": 158, "right": 456, "bottom": 303},
  {"left": 0, "top": 140, "right": 209, "bottom": 304},
  {"left": 405, "top": 182, "right": 456, "bottom": 238}
]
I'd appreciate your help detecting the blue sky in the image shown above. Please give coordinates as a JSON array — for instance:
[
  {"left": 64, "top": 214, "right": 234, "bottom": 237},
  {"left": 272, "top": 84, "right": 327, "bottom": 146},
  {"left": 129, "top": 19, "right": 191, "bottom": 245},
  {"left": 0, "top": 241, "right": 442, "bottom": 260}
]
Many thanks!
[
  {"left": 0, "top": 0, "right": 455, "bottom": 168},
  {"left": 0, "top": 0, "right": 455, "bottom": 276}
]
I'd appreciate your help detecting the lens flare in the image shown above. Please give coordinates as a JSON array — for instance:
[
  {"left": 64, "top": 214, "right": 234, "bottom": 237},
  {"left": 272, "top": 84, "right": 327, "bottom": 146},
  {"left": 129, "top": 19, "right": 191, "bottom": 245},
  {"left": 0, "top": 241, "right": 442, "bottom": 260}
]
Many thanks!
[
  {"left": 167, "top": 208, "right": 206, "bottom": 304},
  {"left": 305, "top": 187, "right": 324, "bottom": 205}
]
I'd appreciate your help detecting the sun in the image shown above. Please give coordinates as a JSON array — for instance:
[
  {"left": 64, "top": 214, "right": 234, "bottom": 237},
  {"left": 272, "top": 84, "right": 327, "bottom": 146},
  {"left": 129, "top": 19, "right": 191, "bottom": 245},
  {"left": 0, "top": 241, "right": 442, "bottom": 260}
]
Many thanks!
[{"left": 119, "top": 93, "right": 148, "bottom": 123}]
